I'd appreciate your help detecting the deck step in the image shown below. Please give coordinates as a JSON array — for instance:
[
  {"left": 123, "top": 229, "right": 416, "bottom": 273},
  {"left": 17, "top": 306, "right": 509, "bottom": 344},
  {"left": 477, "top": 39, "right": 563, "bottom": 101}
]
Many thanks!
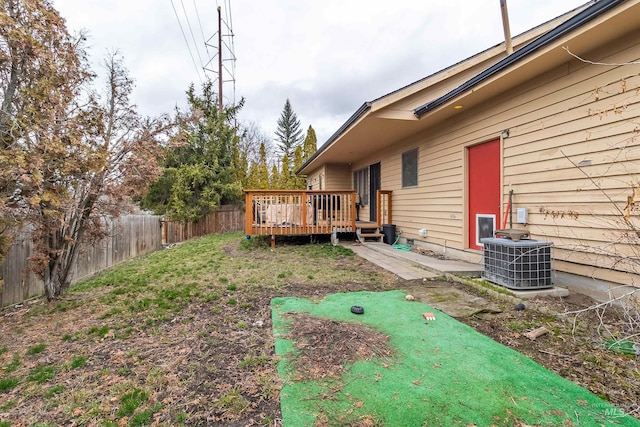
[{"left": 359, "top": 233, "right": 384, "bottom": 238}]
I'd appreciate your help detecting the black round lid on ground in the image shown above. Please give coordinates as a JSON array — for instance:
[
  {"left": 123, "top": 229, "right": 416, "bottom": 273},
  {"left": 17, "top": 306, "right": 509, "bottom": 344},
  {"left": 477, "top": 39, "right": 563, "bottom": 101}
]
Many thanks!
[{"left": 351, "top": 305, "right": 364, "bottom": 314}]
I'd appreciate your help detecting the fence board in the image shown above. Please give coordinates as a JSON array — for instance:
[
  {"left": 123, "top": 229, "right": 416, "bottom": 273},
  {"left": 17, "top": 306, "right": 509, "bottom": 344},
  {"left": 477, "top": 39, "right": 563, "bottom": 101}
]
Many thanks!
[
  {"left": 163, "top": 205, "right": 245, "bottom": 244},
  {"left": 0, "top": 215, "right": 163, "bottom": 308},
  {"left": 1, "top": 206, "right": 244, "bottom": 308}
]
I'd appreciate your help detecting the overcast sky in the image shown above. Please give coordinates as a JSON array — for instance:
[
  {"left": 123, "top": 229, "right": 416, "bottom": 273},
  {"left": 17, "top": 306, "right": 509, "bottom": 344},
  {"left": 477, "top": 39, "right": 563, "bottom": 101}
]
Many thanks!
[{"left": 53, "top": 0, "right": 588, "bottom": 146}]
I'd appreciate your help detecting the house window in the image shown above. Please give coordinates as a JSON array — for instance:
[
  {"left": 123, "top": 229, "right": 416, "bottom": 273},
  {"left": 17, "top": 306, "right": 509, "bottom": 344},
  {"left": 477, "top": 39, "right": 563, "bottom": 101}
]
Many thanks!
[
  {"left": 354, "top": 167, "right": 369, "bottom": 206},
  {"left": 402, "top": 148, "right": 418, "bottom": 188}
]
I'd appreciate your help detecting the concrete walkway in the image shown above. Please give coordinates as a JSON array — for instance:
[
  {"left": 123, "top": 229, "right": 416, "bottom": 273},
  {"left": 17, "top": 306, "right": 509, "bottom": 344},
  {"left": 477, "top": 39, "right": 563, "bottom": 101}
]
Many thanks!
[
  {"left": 346, "top": 241, "right": 570, "bottom": 300},
  {"left": 345, "top": 241, "right": 640, "bottom": 304},
  {"left": 347, "top": 242, "right": 482, "bottom": 280}
]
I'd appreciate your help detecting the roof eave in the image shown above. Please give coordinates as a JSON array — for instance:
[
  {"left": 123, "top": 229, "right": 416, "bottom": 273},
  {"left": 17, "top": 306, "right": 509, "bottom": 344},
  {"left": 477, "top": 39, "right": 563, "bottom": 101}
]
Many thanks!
[
  {"left": 413, "top": 0, "right": 625, "bottom": 118},
  {"left": 297, "top": 102, "right": 371, "bottom": 175}
]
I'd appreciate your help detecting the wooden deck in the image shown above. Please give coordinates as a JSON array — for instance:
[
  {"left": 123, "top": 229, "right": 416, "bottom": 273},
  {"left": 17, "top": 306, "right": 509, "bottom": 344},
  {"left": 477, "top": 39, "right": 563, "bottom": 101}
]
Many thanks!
[{"left": 244, "top": 190, "right": 392, "bottom": 238}]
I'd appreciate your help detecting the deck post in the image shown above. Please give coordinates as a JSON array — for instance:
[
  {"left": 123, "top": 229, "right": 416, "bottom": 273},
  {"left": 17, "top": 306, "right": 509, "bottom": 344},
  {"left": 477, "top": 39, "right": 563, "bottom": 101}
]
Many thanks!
[
  {"left": 245, "top": 192, "right": 253, "bottom": 236},
  {"left": 301, "top": 191, "right": 308, "bottom": 229},
  {"left": 386, "top": 191, "right": 393, "bottom": 225},
  {"left": 350, "top": 192, "right": 357, "bottom": 230},
  {"left": 377, "top": 190, "right": 382, "bottom": 226}
]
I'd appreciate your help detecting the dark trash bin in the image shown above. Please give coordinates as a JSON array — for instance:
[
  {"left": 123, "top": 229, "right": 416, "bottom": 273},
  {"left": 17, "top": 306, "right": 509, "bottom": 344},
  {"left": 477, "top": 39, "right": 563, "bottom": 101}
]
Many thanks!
[{"left": 382, "top": 224, "right": 396, "bottom": 245}]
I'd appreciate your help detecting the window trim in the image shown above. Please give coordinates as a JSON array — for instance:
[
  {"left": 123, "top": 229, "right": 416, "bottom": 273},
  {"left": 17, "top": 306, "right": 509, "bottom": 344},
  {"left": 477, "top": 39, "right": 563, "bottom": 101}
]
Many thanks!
[
  {"left": 402, "top": 148, "right": 418, "bottom": 188},
  {"left": 353, "top": 167, "right": 369, "bottom": 206}
]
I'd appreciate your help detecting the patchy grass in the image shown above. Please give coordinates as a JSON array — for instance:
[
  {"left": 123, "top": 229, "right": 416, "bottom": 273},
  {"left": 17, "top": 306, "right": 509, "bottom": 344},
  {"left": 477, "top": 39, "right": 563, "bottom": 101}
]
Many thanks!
[
  {"left": 4, "top": 353, "right": 21, "bottom": 373},
  {"left": 214, "top": 387, "right": 250, "bottom": 417},
  {"left": 87, "top": 325, "right": 110, "bottom": 338},
  {"left": 69, "top": 356, "right": 88, "bottom": 369},
  {"left": 0, "top": 377, "right": 20, "bottom": 393},
  {"left": 27, "top": 365, "right": 57, "bottom": 384},
  {"left": 469, "top": 277, "right": 516, "bottom": 297},
  {"left": 44, "top": 385, "right": 64, "bottom": 398},
  {"left": 27, "top": 343, "right": 47, "bottom": 355},
  {"left": 3, "top": 232, "right": 635, "bottom": 424},
  {"left": 0, "top": 233, "right": 396, "bottom": 425},
  {"left": 238, "top": 354, "right": 270, "bottom": 369},
  {"left": 118, "top": 388, "right": 149, "bottom": 417}
]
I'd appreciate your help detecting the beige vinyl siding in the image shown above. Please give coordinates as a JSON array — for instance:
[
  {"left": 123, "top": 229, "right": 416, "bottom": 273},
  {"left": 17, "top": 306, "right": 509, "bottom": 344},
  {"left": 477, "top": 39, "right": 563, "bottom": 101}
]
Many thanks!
[
  {"left": 382, "top": 143, "right": 464, "bottom": 245},
  {"left": 306, "top": 166, "right": 325, "bottom": 190},
  {"left": 324, "top": 164, "right": 352, "bottom": 190},
  {"left": 376, "top": 35, "right": 640, "bottom": 285}
]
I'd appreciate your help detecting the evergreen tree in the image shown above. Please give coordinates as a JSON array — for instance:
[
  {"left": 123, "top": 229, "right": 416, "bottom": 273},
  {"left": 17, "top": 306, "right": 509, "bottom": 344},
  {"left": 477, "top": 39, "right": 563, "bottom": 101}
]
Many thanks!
[
  {"left": 292, "top": 146, "right": 306, "bottom": 189},
  {"left": 231, "top": 136, "right": 248, "bottom": 188},
  {"left": 302, "top": 125, "right": 318, "bottom": 162},
  {"left": 246, "top": 162, "right": 259, "bottom": 189},
  {"left": 279, "top": 154, "right": 291, "bottom": 189},
  {"left": 270, "top": 164, "right": 280, "bottom": 189},
  {"left": 257, "top": 143, "right": 270, "bottom": 189},
  {"left": 274, "top": 99, "right": 303, "bottom": 158},
  {"left": 142, "top": 82, "right": 243, "bottom": 221}
]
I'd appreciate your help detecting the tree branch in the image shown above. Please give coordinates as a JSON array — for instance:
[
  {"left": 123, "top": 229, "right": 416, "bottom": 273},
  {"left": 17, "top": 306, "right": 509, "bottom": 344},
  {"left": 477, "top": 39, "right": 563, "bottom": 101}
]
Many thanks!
[{"left": 563, "top": 46, "right": 640, "bottom": 66}]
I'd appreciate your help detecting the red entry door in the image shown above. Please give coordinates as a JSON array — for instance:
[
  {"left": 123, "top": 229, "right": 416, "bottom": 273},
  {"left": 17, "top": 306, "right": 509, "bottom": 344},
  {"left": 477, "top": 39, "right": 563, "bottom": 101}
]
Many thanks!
[{"left": 468, "top": 139, "right": 500, "bottom": 250}]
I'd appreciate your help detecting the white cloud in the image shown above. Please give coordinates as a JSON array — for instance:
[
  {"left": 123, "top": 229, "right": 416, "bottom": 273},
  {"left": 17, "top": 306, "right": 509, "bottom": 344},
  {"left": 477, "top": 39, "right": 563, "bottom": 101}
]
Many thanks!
[{"left": 53, "top": 0, "right": 588, "bottom": 147}]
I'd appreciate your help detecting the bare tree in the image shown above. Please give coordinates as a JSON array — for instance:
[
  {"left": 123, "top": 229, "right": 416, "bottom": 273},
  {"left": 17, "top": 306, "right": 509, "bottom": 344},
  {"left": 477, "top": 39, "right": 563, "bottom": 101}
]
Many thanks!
[
  {"left": 238, "top": 121, "right": 274, "bottom": 166},
  {"left": 533, "top": 53, "right": 640, "bottom": 350},
  {"left": 1, "top": 0, "right": 168, "bottom": 299}
]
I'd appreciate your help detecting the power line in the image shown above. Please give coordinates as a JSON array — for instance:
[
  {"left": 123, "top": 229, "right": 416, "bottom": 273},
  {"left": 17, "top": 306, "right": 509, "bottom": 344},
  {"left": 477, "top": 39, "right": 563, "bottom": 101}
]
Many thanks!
[
  {"left": 224, "top": 0, "right": 232, "bottom": 32},
  {"left": 224, "top": 0, "right": 236, "bottom": 105},
  {"left": 170, "top": 0, "right": 203, "bottom": 84},
  {"left": 179, "top": 0, "right": 205, "bottom": 72},
  {"left": 192, "top": 0, "right": 210, "bottom": 56}
]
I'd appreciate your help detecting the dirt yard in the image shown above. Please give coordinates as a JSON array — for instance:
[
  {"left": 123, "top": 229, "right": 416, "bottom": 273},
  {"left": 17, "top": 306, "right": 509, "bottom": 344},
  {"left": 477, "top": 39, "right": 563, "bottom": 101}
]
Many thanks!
[
  {"left": 404, "top": 279, "right": 640, "bottom": 420},
  {"left": 0, "top": 235, "right": 638, "bottom": 426}
]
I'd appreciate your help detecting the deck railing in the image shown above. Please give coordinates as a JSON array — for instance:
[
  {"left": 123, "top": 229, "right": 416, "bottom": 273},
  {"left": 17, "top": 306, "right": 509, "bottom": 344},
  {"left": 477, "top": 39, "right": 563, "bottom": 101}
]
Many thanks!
[
  {"left": 244, "top": 190, "right": 392, "bottom": 237},
  {"left": 378, "top": 190, "right": 392, "bottom": 226}
]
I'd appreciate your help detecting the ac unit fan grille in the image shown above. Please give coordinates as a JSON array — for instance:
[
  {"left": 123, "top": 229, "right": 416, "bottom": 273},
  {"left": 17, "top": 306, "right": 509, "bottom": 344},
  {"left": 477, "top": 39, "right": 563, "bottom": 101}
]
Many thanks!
[{"left": 481, "top": 238, "right": 553, "bottom": 290}]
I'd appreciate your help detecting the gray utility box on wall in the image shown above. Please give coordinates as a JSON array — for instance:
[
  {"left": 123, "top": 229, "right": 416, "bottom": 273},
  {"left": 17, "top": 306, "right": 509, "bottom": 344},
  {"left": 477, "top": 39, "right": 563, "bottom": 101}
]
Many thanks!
[{"left": 480, "top": 237, "right": 553, "bottom": 290}]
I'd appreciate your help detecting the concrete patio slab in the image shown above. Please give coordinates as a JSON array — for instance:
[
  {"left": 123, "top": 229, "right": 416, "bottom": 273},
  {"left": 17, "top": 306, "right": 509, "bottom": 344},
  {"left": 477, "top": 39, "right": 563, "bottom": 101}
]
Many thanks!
[{"left": 345, "top": 241, "right": 571, "bottom": 300}]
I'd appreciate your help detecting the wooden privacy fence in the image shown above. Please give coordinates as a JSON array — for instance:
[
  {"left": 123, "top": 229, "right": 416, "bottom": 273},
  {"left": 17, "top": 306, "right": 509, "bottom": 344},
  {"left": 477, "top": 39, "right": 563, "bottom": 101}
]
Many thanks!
[
  {"left": 0, "top": 206, "right": 245, "bottom": 308},
  {"left": 0, "top": 215, "right": 164, "bottom": 309},
  {"left": 163, "top": 205, "right": 245, "bottom": 244}
]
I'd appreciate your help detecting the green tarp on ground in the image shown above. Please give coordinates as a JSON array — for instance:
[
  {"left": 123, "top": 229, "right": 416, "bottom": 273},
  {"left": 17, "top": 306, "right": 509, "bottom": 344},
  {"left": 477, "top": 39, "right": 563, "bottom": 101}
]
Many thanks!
[{"left": 272, "top": 290, "right": 639, "bottom": 426}]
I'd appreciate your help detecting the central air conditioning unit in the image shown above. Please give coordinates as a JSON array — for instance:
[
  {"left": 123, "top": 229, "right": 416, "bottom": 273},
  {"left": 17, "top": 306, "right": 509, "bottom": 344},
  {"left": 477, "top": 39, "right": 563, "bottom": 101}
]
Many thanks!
[{"left": 480, "top": 237, "right": 553, "bottom": 290}]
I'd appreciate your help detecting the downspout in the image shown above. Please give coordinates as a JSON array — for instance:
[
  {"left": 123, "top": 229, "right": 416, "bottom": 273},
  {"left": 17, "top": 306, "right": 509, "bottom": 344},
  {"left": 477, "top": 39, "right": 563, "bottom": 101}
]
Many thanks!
[{"left": 500, "top": 0, "right": 513, "bottom": 55}]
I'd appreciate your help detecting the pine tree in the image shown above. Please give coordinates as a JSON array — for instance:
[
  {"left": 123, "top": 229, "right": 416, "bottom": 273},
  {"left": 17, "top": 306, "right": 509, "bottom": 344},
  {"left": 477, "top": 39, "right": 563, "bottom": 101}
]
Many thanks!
[
  {"left": 279, "top": 154, "right": 291, "bottom": 189},
  {"left": 302, "top": 125, "right": 318, "bottom": 162},
  {"left": 141, "top": 81, "right": 243, "bottom": 222},
  {"left": 246, "top": 162, "right": 259, "bottom": 189},
  {"left": 270, "top": 164, "right": 280, "bottom": 189},
  {"left": 231, "top": 136, "right": 248, "bottom": 188},
  {"left": 292, "top": 146, "right": 306, "bottom": 189},
  {"left": 274, "top": 99, "right": 303, "bottom": 158},
  {"left": 257, "top": 143, "right": 270, "bottom": 189}
]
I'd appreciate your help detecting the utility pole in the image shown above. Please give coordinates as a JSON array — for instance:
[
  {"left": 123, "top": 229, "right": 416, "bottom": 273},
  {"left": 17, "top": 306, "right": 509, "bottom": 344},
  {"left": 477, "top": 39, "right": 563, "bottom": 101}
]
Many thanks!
[
  {"left": 217, "top": 6, "right": 223, "bottom": 111},
  {"left": 204, "top": 1, "right": 236, "bottom": 111}
]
